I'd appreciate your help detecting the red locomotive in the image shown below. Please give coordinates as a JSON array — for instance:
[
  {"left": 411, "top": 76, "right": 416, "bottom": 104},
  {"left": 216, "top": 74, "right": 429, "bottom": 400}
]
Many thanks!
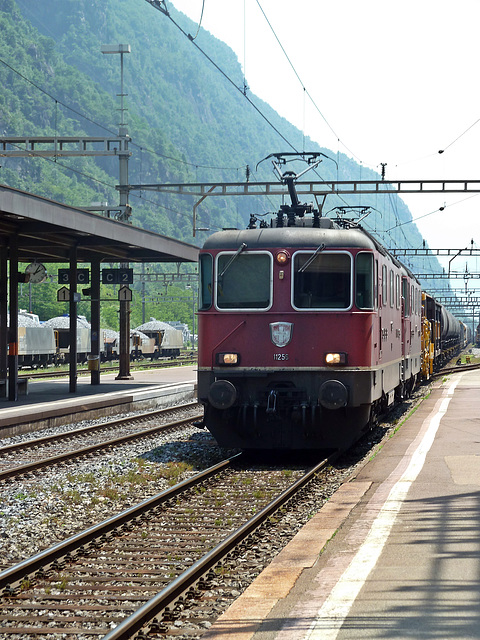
[{"left": 196, "top": 154, "right": 458, "bottom": 451}]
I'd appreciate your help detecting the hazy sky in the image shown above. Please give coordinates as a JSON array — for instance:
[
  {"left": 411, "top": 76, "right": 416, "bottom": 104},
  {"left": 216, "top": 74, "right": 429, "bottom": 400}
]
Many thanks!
[{"left": 168, "top": 0, "right": 480, "bottom": 279}]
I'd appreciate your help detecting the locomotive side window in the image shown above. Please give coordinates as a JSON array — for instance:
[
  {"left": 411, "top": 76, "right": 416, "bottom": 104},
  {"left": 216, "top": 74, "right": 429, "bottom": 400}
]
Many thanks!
[
  {"left": 216, "top": 252, "right": 271, "bottom": 309},
  {"left": 293, "top": 251, "right": 351, "bottom": 309},
  {"left": 355, "top": 252, "right": 374, "bottom": 310},
  {"left": 389, "top": 270, "right": 394, "bottom": 307},
  {"left": 396, "top": 274, "right": 400, "bottom": 309},
  {"left": 382, "top": 265, "right": 388, "bottom": 307},
  {"left": 402, "top": 277, "right": 410, "bottom": 316},
  {"left": 199, "top": 254, "right": 213, "bottom": 310}
]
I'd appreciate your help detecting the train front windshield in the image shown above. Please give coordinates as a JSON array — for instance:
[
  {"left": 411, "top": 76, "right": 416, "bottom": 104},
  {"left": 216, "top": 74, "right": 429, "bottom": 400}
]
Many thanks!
[
  {"left": 293, "top": 252, "right": 351, "bottom": 309},
  {"left": 216, "top": 252, "right": 271, "bottom": 309}
]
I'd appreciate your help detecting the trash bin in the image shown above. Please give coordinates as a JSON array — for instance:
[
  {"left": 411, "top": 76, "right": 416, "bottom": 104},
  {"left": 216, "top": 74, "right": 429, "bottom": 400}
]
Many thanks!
[{"left": 87, "top": 355, "right": 100, "bottom": 371}]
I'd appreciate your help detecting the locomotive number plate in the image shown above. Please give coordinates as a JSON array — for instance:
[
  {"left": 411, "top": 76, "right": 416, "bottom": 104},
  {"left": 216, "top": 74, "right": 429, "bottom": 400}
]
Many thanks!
[{"left": 273, "top": 353, "right": 289, "bottom": 361}]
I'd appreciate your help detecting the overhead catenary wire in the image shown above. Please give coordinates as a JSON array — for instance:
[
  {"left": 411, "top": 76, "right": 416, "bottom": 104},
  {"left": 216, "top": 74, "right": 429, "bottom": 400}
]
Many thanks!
[
  {"left": 0, "top": 35, "right": 286, "bottom": 225},
  {"left": 189, "top": 0, "right": 206, "bottom": 40},
  {"left": 4, "top": 3, "right": 363, "bottom": 202},
  {"left": 438, "top": 116, "right": 480, "bottom": 154},
  {"left": 152, "top": 2, "right": 298, "bottom": 152},
  {"left": 148, "top": 1, "right": 363, "bottom": 218},
  {"left": 0, "top": 56, "right": 245, "bottom": 174},
  {"left": 386, "top": 192, "right": 480, "bottom": 233},
  {"left": 3, "top": 138, "right": 205, "bottom": 225},
  {"left": 1, "top": 0, "right": 466, "bottom": 299},
  {"left": 154, "top": 2, "right": 476, "bottom": 304},
  {"left": 3, "top": 2, "right": 416, "bottom": 236},
  {"left": 243, "top": 0, "right": 248, "bottom": 95},
  {"left": 253, "top": 0, "right": 362, "bottom": 164}
]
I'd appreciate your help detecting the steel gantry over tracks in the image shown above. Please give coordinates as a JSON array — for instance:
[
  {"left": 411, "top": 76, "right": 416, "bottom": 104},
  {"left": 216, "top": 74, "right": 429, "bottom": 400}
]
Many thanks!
[
  {"left": 125, "top": 178, "right": 480, "bottom": 325},
  {"left": 127, "top": 179, "right": 480, "bottom": 197},
  {"left": 125, "top": 179, "right": 480, "bottom": 236}
]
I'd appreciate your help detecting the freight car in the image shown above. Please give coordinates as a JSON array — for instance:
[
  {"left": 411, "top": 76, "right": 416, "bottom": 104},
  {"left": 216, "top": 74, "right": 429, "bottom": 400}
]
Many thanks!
[
  {"left": 17, "top": 312, "right": 56, "bottom": 368},
  {"left": 10, "top": 313, "right": 186, "bottom": 367},
  {"left": 421, "top": 294, "right": 467, "bottom": 378},
  {"left": 460, "top": 322, "right": 469, "bottom": 349},
  {"left": 196, "top": 154, "right": 464, "bottom": 452},
  {"left": 43, "top": 315, "right": 91, "bottom": 364},
  {"left": 135, "top": 319, "right": 184, "bottom": 358},
  {"left": 106, "top": 329, "right": 157, "bottom": 361}
]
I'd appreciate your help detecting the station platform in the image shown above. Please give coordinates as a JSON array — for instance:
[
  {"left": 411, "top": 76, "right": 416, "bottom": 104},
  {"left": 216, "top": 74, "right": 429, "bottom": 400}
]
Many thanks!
[
  {"left": 203, "top": 368, "right": 480, "bottom": 640},
  {"left": 0, "top": 365, "right": 197, "bottom": 438}
]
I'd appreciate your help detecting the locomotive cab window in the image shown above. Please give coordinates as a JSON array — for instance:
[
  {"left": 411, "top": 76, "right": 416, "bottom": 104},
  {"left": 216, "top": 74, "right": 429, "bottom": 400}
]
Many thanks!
[
  {"left": 293, "top": 251, "right": 351, "bottom": 309},
  {"left": 355, "top": 252, "right": 374, "bottom": 310},
  {"left": 199, "top": 253, "right": 213, "bottom": 310},
  {"left": 216, "top": 251, "right": 272, "bottom": 309}
]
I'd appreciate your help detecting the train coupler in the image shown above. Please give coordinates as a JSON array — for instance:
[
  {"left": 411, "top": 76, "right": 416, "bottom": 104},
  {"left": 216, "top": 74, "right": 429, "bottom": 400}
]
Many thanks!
[{"left": 266, "top": 389, "right": 277, "bottom": 413}]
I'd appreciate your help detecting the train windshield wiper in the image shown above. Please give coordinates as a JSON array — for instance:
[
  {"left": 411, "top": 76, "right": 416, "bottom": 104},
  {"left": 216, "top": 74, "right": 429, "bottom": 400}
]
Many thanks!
[
  {"left": 298, "top": 243, "right": 325, "bottom": 273},
  {"left": 219, "top": 242, "right": 247, "bottom": 278}
]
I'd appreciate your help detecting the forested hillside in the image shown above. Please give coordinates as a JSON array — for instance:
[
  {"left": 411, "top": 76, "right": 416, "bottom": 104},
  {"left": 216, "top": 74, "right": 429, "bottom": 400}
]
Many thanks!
[{"left": 0, "top": 0, "right": 449, "bottom": 326}]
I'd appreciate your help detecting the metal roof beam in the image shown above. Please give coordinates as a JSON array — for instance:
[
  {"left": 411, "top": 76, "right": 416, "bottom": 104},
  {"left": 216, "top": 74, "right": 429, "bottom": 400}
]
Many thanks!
[
  {"left": 0, "top": 185, "right": 198, "bottom": 264},
  {"left": 390, "top": 248, "right": 480, "bottom": 257},
  {"left": 417, "top": 273, "right": 480, "bottom": 279},
  {"left": 0, "top": 136, "right": 131, "bottom": 157}
]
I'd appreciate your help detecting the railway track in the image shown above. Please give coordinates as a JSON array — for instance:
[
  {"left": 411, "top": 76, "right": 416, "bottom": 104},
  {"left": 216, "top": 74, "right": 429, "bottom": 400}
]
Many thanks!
[
  {"left": 0, "top": 454, "right": 333, "bottom": 639},
  {"left": 0, "top": 403, "right": 203, "bottom": 481},
  {"left": 0, "top": 366, "right": 440, "bottom": 638},
  {"left": 435, "top": 361, "right": 480, "bottom": 376},
  {"left": 20, "top": 357, "right": 197, "bottom": 380}
]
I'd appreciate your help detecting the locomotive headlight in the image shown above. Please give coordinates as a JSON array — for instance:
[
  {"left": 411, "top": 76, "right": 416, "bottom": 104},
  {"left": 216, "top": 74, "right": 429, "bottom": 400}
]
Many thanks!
[
  {"left": 216, "top": 352, "right": 240, "bottom": 365},
  {"left": 275, "top": 250, "right": 290, "bottom": 265},
  {"left": 325, "top": 352, "right": 347, "bottom": 365}
]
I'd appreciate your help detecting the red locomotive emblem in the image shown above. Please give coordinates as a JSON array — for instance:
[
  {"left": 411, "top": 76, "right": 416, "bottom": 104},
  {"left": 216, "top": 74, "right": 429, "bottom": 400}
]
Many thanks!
[{"left": 270, "top": 322, "right": 293, "bottom": 347}]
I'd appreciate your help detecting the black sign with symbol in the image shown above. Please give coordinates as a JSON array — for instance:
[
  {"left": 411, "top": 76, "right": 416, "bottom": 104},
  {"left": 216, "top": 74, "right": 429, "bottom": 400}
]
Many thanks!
[
  {"left": 58, "top": 268, "right": 90, "bottom": 284},
  {"left": 102, "top": 268, "right": 133, "bottom": 284}
]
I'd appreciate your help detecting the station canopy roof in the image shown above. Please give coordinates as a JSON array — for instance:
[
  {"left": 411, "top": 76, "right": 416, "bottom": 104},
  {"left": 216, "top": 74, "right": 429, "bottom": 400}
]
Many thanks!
[{"left": 0, "top": 184, "right": 199, "bottom": 264}]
